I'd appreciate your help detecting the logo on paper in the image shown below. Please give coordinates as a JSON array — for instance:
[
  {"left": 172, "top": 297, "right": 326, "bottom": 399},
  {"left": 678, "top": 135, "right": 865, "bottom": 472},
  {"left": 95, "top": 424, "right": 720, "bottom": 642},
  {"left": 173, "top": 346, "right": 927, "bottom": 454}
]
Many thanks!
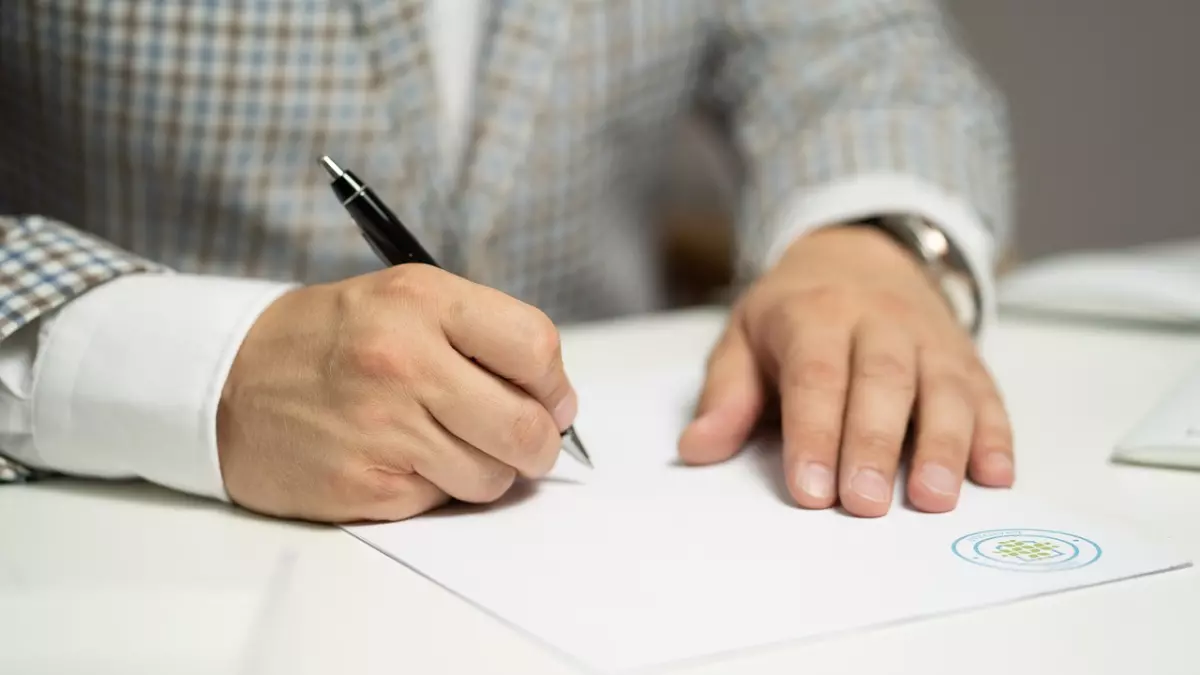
[{"left": 952, "top": 529, "right": 1101, "bottom": 571}]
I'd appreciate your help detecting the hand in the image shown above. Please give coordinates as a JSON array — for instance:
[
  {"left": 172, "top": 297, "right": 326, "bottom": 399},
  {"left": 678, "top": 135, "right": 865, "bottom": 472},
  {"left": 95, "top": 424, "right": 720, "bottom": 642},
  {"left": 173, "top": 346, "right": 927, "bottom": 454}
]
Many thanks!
[
  {"left": 216, "top": 265, "right": 577, "bottom": 522},
  {"left": 678, "top": 225, "right": 1014, "bottom": 516}
]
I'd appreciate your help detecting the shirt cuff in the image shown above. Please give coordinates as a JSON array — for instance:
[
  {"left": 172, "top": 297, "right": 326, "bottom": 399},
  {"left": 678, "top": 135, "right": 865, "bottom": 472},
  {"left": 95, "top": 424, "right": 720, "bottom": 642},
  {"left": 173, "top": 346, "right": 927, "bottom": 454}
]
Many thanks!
[
  {"left": 30, "top": 273, "right": 296, "bottom": 501},
  {"left": 762, "top": 172, "right": 999, "bottom": 343}
]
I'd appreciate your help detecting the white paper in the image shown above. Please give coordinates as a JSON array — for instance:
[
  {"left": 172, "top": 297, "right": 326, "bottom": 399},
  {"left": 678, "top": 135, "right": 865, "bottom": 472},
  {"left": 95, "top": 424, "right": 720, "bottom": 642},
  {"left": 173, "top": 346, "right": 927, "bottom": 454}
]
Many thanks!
[{"left": 346, "top": 368, "right": 1191, "bottom": 673}]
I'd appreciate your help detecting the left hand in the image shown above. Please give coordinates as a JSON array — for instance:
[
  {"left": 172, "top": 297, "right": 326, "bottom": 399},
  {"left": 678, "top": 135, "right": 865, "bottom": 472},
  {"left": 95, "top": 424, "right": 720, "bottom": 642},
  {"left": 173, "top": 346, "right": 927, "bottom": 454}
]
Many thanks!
[{"left": 677, "top": 224, "right": 1014, "bottom": 516}]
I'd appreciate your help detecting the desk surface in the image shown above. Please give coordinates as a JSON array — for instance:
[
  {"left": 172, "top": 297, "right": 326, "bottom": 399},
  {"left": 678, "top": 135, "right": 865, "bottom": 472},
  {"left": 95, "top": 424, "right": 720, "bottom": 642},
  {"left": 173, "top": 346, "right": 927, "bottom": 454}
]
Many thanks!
[{"left": 3, "top": 308, "right": 1199, "bottom": 675}]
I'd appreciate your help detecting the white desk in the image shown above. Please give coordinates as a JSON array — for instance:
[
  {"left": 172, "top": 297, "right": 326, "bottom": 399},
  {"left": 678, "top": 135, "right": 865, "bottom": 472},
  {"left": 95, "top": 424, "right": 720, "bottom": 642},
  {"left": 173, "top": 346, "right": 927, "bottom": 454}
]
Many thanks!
[{"left": 3, "top": 308, "right": 1199, "bottom": 675}]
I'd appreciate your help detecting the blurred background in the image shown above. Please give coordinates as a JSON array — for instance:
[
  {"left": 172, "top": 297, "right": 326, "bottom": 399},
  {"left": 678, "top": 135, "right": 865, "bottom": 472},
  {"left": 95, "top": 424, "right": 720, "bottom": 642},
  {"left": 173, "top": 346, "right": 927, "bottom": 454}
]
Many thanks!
[
  {"left": 660, "top": 0, "right": 1200, "bottom": 305},
  {"left": 950, "top": 0, "right": 1198, "bottom": 259}
]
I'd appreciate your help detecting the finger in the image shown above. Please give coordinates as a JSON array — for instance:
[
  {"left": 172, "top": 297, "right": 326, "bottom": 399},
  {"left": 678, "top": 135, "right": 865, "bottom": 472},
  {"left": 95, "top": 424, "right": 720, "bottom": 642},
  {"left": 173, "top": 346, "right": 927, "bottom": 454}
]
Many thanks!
[
  {"left": 422, "top": 344, "right": 562, "bottom": 478},
  {"left": 318, "top": 456, "right": 451, "bottom": 523},
  {"left": 678, "top": 319, "right": 765, "bottom": 465},
  {"left": 405, "top": 409, "right": 519, "bottom": 504},
  {"left": 356, "top": 472, "right": 452, "bottom": 523},
  {"left": 965, "top": 365, "right": 1015, "bottom": 487},
  {"left": 767, "top": 312, "right": 853, "bottom": 510},
  {"left": 907, "top": 349, "right": 975, "bottom": 512},
  {"left": 838, "top": 323, "right": 917, "bottom": 517},
  {"left": 438, "top": 280, "right": 576, "bottom": 430}
]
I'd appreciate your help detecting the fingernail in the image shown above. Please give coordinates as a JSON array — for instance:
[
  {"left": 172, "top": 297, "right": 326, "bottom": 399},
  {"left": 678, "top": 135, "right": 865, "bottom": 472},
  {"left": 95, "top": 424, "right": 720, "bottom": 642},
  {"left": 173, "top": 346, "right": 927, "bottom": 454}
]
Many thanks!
[
  {"left": 917, "top": 462, "right": 958, "bottom": 497},
  {"left": 798, "top": 463, "right": 834, "bottom": 500},
  {"left": 984, "top": 452, "right": 1013, "bottom": 479},
  {"left": 552, "top": 389, "right": 578, "bottom": 430},
  {"left": 850, "top": 468, "right": 891, "bottom": 504}
]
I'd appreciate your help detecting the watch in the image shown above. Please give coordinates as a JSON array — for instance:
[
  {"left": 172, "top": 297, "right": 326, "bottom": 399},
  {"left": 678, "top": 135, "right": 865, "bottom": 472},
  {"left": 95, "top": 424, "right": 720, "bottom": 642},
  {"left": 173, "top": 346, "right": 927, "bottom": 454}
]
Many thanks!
[{"left": 859, "top": 214, "right": 982, "bottom": 335}]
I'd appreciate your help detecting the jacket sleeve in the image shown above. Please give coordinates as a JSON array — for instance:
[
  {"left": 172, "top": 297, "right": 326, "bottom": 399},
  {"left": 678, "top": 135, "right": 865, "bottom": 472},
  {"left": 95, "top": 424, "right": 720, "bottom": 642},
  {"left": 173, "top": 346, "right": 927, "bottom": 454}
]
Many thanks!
[
  {"left": 708, "top": 0, "right": 1013, "bottom": 291},
  {"left": 0, "top": 215, "right": 292, "bottom": 497},
  {"left": 0, "top": 214, "right": 163, "bottom": 482},
  {"left": 0, "top": 214, "right": 164, "bottom": 340}
]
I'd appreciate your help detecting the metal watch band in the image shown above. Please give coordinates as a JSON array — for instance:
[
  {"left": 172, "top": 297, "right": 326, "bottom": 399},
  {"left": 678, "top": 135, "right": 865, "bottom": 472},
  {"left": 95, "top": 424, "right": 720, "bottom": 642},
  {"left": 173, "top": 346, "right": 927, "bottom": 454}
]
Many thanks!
[{"left": 860, "top": 214, "right": 982, "bottom": 336}]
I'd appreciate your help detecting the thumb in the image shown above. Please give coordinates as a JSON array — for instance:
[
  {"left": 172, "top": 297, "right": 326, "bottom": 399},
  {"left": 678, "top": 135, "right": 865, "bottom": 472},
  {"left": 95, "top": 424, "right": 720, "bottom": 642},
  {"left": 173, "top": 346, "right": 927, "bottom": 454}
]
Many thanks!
[{"left": 678, "top": 320, "right": 765, "bottom": 465}]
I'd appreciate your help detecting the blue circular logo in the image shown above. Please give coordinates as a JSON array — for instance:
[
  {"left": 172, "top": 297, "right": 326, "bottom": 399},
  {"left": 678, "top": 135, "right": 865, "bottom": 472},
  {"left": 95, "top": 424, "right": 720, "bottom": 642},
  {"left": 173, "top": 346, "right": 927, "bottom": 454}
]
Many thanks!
[{"left": 952, "top": 529, "right": 1102, "bottom": 572}]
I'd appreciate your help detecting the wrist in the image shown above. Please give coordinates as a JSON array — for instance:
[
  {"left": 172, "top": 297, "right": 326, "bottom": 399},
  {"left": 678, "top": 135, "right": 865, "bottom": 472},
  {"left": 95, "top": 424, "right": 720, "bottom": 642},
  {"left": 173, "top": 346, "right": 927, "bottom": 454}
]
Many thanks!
[
  {"left": 774, "top": 223, "right": 971, "bottom": 332},
  {"left": 777, "top": 223, "right": 928, "bottom": 280},
  {"left": 855, "top": 214, "right": 982, "bottom": 335},
  {"left": 31, "top": 273, "right": 295, "bottom": 500},
  {"left": 215, "top": 282, "right": 341, "bottom": 500},
  {"left": 761, "top": 174, "right": 998, "bottom": 341}
]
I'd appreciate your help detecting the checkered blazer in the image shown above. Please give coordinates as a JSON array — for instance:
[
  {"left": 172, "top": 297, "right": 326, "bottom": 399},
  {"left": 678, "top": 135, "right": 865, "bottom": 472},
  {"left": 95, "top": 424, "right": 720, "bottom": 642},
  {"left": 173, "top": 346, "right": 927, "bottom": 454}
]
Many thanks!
[{"left": 0, "top": 0, "right": 1011, "bottom": 340}]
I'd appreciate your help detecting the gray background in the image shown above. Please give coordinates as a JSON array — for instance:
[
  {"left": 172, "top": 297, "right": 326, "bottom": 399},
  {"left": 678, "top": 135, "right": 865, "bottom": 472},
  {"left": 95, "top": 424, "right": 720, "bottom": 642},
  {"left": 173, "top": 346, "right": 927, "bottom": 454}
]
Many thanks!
[{"left": 946, "top": 0, "right": 1199, "bottom": 261}]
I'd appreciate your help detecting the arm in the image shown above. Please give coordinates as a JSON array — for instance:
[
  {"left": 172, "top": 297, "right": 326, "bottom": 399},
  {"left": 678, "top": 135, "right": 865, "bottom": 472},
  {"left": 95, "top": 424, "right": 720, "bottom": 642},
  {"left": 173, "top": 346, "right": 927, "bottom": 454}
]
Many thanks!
[
  {"left": 709, "top": 0, "right": 1012, "bottom": 337},
  {"left": 0, "top": 215, "right": 293, "bottom": 498},
  {"left": 678, "top": 2, "right": 1015, "bottom": 516},
  {"left": 0, "top": 211, "right": 582, "bottom": 523}
]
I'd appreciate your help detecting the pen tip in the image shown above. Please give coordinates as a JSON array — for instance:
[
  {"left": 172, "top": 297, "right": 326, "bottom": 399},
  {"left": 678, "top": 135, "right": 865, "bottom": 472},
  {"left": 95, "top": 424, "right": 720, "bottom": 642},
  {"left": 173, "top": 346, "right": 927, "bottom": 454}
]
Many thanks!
[
  {"left": 562, "top": 427, "right": 593, "bottom": 468},
  {"left": 319, "top": 155, "right": 343, "bottom": 179}
]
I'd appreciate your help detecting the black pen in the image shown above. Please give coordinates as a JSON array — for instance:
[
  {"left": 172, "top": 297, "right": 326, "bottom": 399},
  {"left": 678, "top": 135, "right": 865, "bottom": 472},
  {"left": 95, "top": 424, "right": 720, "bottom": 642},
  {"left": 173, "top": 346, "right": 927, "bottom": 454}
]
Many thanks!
[{"left": 319, "top": 155, "right": 593, "bottom": 469}]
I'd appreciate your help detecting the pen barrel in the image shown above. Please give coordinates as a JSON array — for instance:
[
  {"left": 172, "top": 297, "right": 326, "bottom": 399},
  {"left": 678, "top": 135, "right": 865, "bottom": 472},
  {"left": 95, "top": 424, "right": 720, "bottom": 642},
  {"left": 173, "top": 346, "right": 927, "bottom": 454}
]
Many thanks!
[{"left": 335, "top": 172, "right": 439, "bottom": 268}]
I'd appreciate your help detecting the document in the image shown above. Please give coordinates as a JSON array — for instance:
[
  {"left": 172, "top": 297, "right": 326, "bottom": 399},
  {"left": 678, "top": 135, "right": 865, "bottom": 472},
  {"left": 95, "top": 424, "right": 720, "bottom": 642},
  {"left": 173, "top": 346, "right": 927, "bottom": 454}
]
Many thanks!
[{"left": 345, "top": 368, "right": 1191, "bottom": 673}]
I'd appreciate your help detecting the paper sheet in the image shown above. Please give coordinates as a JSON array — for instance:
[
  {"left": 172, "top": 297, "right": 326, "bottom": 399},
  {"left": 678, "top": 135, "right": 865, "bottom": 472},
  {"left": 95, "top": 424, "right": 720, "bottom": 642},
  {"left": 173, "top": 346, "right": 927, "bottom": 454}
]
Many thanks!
[{"left": 345, "top": 368, "right": 1191, "bottom": 673}]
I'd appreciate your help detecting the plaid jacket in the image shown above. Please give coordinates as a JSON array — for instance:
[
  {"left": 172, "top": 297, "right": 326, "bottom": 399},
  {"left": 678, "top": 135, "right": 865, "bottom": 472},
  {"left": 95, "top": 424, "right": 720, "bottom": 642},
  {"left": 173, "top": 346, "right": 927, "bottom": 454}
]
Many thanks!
[{"left": 0, "top": 0, "right": 1011, "bottom": 339}]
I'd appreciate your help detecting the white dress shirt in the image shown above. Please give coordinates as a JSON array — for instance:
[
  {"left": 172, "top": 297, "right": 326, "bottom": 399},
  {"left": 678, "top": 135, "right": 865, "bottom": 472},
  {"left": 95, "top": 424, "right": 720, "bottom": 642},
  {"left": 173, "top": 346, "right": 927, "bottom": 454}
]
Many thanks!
[{"left": 0, "top": 0, "right": 996, "bottom": 501}]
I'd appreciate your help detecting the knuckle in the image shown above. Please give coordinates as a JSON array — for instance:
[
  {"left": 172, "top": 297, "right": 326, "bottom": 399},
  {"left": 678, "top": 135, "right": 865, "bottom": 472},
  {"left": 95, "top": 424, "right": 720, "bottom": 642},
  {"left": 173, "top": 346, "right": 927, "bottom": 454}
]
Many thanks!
[
  {"left": 759, "top": 297, "right": 804, "bottom": 332},
  {"left": 917, "top": 345, "right": 957, "bottom": 372},
  {"left": 848, "top": 428, "right": 903, "bottom": 457},
  {"left": 796, "top": 285, "right": 850, "bottom": 312},
  {"left": 783, "top": 356, "right": 847, "bottom": 393},
  {"left": 344, "top": 401, "right": 394, "bottom": 436},
  {"left": 919, "top": 353, "right": 970, "bottom": 390},
  {"left": 324, "top": 460, "right": 361, "bottom": 504},
  {"left": 379, "top": 264, "right": 437, "bottom": 303},
  {"left": 469, "top": 464, "right": 518, "bottom": 503},
  {"left": 789, "top": 426, "right": 841, "bottom": 454},
  {"left": 974, "top": 425, "right": 1014, "bottom": 455},
  {"left": 505, "top": 402, "right": 557, "bottom": 458},
  {"left": 331, "top": 459, "right": 402, "bottom": 506},
  {"left": 359, "top": 468, "right": 412, "bottom": 505},
  {"left": 345, "top": 336, "right": 420, "bottom": 382},
  {"left": 856, "top": 351, "right": 913, "bottom": 384},
  {"left": 333, "top": 279, "right": 370, "bottom": 316},
  {"left": 345, "top": 339, "right": 395, "bottom": 377},
  {"left": 873, "top": 290, "right": 917, "bottom": 320},
  {"left": 919, "top": 430, "right": 970, "bottom": 459},
  {"left": 523, "top": 310, "right": 562, "bottom": 375},
  {"left": 528, "top": 430, "right": 562, "bottom": 477},
  {"left": 929, "top": 370, "right": 971, "bottom": 399},
  {"left": 446, "top": 295, "right": 469, "bottom": 327}
]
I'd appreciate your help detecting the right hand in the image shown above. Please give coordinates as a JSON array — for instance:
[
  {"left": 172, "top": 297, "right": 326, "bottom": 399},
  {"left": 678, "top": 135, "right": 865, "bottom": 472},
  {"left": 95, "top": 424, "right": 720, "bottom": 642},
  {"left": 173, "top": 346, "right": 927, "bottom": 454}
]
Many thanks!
[{"left": 216, "top": 264, "right": 578, "bottom": 523}]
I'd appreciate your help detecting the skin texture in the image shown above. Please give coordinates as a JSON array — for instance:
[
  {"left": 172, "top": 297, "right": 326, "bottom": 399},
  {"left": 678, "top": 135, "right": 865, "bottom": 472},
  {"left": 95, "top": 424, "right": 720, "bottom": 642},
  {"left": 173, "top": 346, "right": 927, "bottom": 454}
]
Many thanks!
[
  {"left": 216, "top": 264, "right": 577, "bottom": 523},
  {"left": 677, "top": 225, "right": 1015, "bottom": 516}
]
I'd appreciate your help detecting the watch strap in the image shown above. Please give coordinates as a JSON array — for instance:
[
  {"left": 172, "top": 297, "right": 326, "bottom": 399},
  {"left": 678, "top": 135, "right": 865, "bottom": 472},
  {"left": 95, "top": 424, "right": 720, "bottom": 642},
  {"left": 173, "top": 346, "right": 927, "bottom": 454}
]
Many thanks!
[{"left": 859, "top": 214, "right": 982, "bottom": 335}]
